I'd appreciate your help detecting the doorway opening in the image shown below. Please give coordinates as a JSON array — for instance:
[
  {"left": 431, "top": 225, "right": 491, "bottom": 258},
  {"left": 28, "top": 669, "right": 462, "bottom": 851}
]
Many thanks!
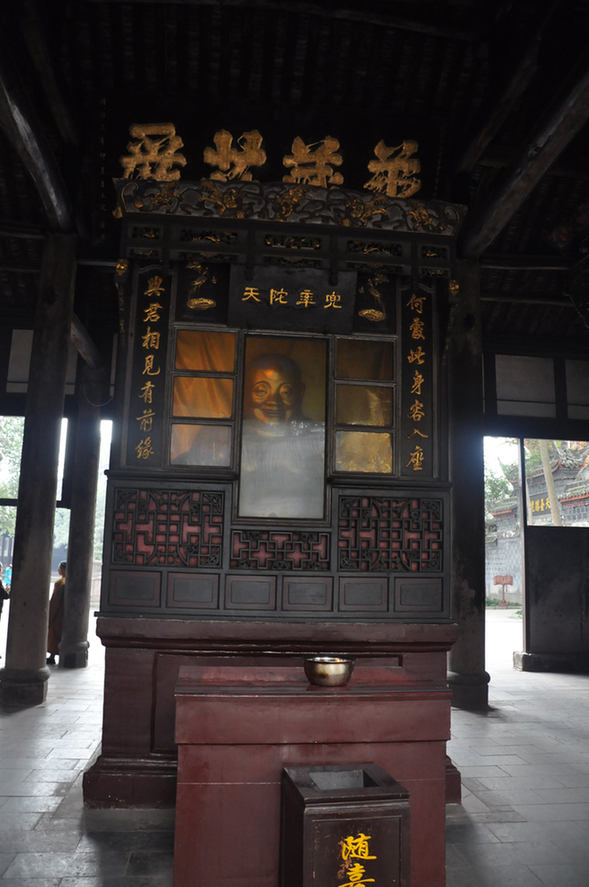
[
  {"left": 484, "top": 436, "right": 523, "bottom": 669},
  {"left": 484, "top": 437, "right": 589, "bottom": 670}
]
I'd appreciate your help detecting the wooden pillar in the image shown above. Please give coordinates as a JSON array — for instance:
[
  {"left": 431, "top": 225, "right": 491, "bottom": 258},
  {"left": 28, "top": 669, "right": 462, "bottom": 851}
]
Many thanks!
[
  {"left": 446, "top": 260, "right": 490, "bottom": 710},
  {"left": 0, "top": 233, "right": 76, "bottom": 706},
  {"left": 60, "top": 365, "right": 103, "bottom": 669}
]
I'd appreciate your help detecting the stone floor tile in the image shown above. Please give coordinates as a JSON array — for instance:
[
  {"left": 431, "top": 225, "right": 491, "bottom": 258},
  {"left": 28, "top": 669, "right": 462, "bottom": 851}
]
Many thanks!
[
  {"left": 0, "top": 813, "right": 45, "bottom": 830},
  {"left": 467, "top": 753, "right": 532, "bottom": 767},
  {"left": 459, "top": 790, "right": 494, "bottom": 813},
  {"left": 25, "top": 768, "right": 88, "bottom": 784},
  {"left": 468, "top": 810, "right": 527, "bottom": 823},
  {"left": 1, "top": 782, "right": 70, "bottom": 798},
  {"left": 0, "top": 795, "right": 66, "bottom": 814},
  {"left": 81, "top": 809, "right": 176, "bottom": 832},
  {"left": 471, "top": 788, "right": 547, "bottom": 807},
  {"left": 2, "top": 850, "right": 130, "bottom": 880},
  {"left": 532, "top": 786, "right": 589, "bottom": 804},
  {"left": 0, "top": 853, "right": 16, "bottom": 877},
  {"left": 45, "top": 747, "right": 97, "bottom": 759},
  {"left": 448, "top": 864, "right": 546, "bottom": 887},
  {"left": 0, "top": 880, "right": 63, "bottom": 887},
  {"left": 126, "top": 850, "right": 174, "bottom": 878},
  {"left": 445, "top": 868, "right": 481, "bottom": 887},
  {"left": 76, "top": 831, "right": 175, "bottom": 853},
  {"left": 528, "top": 864, "right": 589, "bottom": 887},
  {"left": 0, "top": 825, "right": 82, "bottom": 854},
  {"left": 445, "top": 843, "right": 470, "bottom": 869},
  {"left": 511, "top": 803, "right": 589, "bottom": 821},
  {"left": 485, "top": 818, "right": 589, "bottom": 844},
  {"left": 61, "top": 880, "right": 172, "bottom": 887},
  {"left": 0, "top": 757, "right": 52, "bottom": 769},
  {"left": 546, "top": 837, "right": 589, "bottom": 864},
  {"left": 473, "top": 774, "right": 566, "bottom": 791},
  {"left": 445, "top": 822, "right": 500, "bottom": 844},
  {"left": 454, "top": 765, "right": 513, "bottom": 779},
  {"left": 451, "top": 839, "right": 569, "bottom": 867}
]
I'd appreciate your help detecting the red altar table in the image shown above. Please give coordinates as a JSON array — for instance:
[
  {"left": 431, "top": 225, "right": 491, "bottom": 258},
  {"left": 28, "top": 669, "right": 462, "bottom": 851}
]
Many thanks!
[{"left": 174, "top": 661, "right": 452, "bottom": 887}]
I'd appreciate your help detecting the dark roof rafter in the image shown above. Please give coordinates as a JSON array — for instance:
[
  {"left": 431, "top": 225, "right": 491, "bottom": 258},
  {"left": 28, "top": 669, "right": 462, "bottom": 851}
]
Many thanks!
[
  {"left": 0, "top": 33, "right": 74, "bottom": 233},
  {"left": 459, "top": 65, "right": 589, "bottom": 260},
  {"left": 20, "top": 0, "right": 80, "bottom": 148}
]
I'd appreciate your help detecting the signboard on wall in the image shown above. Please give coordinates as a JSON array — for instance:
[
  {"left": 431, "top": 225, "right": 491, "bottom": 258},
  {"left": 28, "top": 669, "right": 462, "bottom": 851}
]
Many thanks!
[{"left": 228, "top": 267, "right": 357, "bottom": 333}]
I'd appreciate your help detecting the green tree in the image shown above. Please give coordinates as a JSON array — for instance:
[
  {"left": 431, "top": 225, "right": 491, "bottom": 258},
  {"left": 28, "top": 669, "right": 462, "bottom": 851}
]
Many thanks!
[
  {"left": 53, "top": 508, "right": 71, "bottom": 550},
  {"left": 0, "top": 416, "right": 24, "bottom": 536},
  {"left": 484, "top": 465, "right": 513, "bottom": 507}
]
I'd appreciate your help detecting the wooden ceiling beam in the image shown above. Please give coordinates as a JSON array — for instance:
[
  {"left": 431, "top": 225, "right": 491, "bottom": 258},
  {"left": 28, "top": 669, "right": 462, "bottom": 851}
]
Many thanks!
[
  {"left": 480, "top": 255, "right": 569, "bottom": 271},
  {"left": 455, "top": 36, "right": 541, "bottom": 175},
  {"left": 20, "top": 0, "right": 80, "bottom": 147},
  {"left": 0, "top": 220, "right": 44, "bottom": 239},
  {"left": 477, "top": 155, "right": 589, "bottom": 181},
  {"left": 459, "top": 66, "right": 589, "bottom": 260},
  {"left": 0, "top": 34, "right": 74, "bottom": 234},
  {"left": 71, "top": 313, "right": 104, "bottom": 371},
  {"left": 481, "top": 292, "right": 572, "bottom": 306}
]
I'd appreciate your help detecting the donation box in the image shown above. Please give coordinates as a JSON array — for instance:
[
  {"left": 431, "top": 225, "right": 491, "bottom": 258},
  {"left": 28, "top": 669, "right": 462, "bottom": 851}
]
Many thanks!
[{"left": 280, "top": 764, "right": 410, "bottom": 887}]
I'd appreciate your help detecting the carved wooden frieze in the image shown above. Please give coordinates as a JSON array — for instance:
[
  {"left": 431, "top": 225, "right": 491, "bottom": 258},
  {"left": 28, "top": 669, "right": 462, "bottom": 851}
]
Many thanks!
[{"left": 116, "top": 179, "right": 462, "bottom": 235}]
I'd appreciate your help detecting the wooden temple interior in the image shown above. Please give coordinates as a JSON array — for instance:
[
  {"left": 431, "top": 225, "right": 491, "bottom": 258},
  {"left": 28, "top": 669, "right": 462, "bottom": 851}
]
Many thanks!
[{"left": 1, "top": 3, "right": 589, "bottom": 886}]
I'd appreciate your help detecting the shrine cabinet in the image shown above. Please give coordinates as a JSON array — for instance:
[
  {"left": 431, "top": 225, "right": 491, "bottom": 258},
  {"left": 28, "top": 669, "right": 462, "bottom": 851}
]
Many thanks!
[{"left": 83, "top": 177, "right": 461, "bottom": 887}]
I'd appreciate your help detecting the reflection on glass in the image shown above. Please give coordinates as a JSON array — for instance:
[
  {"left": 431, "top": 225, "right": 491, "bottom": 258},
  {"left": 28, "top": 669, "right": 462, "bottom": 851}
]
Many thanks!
[
  {"left": 171, "top": 424, "right": 231, "bottom": 466},
  {"left": 336, "top": 431, "right": 392, "bottom": 473},
  {"left": 173, "top": 377, "right": 233, "bottom": 418},
  {"left": 175, "top": 330, "right": 235, "bottom": 372},
  {"left": 239, "top": 343, "right": 326, "bottom": 519},
  {"left": 337, "top": 340, "right": 393, "bottom": 380},
  {"left": 336, "top": 385, "right": 393, "bottom": 426},
  {"left": 524, "top": 438, "right": 589, "bottom": 527}
]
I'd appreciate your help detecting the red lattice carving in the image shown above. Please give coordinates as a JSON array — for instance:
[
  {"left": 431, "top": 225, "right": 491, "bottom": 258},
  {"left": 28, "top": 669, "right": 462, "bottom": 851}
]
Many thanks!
[
  {"left": 230, "top": 530, "right": 330, "bottom": 571},
  {"left": 112, "top": 488, "right": 224, "bottom": 567},
  {"left": 338, "top": 496, "right": 443, "bottom": 572}
]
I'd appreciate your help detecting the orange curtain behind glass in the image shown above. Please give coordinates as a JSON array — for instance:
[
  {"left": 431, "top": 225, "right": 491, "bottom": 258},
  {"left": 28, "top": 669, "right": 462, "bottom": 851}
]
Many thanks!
[{"left": 173, "top": 330, "right": 235, "bottom": 419}]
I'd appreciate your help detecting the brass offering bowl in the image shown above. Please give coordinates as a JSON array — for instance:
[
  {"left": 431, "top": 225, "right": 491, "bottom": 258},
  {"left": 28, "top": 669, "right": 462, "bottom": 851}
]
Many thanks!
[{"left": 304, "top": 656, "right": 355, "bottom": 687}]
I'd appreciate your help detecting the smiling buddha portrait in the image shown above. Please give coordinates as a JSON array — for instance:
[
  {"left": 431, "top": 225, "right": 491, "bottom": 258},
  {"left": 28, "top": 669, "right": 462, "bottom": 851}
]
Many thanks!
[{"left": 239, "top": 353, "right": 324, "bottom": 519}]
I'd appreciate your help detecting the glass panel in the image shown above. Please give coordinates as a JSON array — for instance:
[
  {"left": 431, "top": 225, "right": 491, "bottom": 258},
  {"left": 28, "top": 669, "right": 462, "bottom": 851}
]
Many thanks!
[
  {"left": 495, "top": 355, "right": 555, "bottom": 417},
  {"left": 335, "top": 431, "right": 392, "bottom": 473},
  {"left": 566, "top": 360, "right": 589, "bottom": 419},
  {"left": 336, "top": 385, "right": 392, "bottom": 426},
  {"left": 173, "top": 377, "right": 233, "bottom": 418},
  {"left": 524, "top": 439, "right": 589, "bottom": 527},
  {"left": 175, "top": 330, "right": 235, "bottom": 372},
  {"left": 171, "top": 424, "right": 232, "bottom": 466},
  {"left": 337, "top": 340, "right": 393, "bottom": 380},
  {"left": 239, "top": 337, "right": 326, "bottom": 518}
]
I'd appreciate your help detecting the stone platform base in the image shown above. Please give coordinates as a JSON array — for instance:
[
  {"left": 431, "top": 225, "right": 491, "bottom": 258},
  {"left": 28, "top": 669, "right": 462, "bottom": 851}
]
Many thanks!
[{"left": 514, "top": 651, "right": 589, "bottom": 673}]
